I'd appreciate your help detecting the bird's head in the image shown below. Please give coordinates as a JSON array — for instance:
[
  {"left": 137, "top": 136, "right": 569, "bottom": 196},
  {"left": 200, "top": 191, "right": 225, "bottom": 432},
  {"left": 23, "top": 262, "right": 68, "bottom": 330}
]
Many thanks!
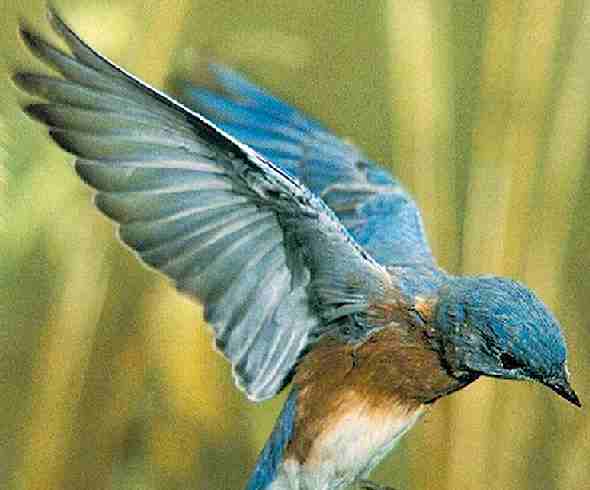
[{"left": 432, "top": 276, "right": 580, "bottom": 407}]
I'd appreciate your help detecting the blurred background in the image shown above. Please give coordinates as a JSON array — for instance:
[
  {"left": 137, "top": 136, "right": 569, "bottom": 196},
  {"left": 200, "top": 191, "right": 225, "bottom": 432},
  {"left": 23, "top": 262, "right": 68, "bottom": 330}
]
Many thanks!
[{"left": 1, "top": 0, "right": 589, "bottom": 489}]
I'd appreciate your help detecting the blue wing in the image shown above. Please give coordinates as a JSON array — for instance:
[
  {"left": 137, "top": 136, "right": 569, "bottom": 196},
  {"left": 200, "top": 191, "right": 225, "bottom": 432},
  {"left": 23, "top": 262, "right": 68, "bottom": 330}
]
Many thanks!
[
  {"left": 177, "top": 65, "right": 436, "bottom": 267},
  {"left": 16, "top": 8, "right": 391, "bottom": 401}
]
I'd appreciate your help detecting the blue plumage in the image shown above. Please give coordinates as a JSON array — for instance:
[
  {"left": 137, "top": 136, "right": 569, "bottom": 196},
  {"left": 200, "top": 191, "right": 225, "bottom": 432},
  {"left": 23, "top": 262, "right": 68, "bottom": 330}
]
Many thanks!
[
  {"left": 14, "top": 7, "right": 580, "bottom": 490},
  {"left": 178, "top": 64, "right": 577, "bottom": 407},
  {"left": 434, "top": 276, "right": 576, "bottom": 402},
  {"left": 179, "top": 67, "right": 436, "bottom": 267},
  {"left": 245, "top": 389, "right": 299, "bottom": 490}
]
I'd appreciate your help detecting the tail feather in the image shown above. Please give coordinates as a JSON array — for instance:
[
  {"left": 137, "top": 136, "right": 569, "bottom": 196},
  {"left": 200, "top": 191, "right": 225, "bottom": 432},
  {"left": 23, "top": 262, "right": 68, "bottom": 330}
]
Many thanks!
[{"left": 245, "top": 389, "right": 298, "bottom": 490}]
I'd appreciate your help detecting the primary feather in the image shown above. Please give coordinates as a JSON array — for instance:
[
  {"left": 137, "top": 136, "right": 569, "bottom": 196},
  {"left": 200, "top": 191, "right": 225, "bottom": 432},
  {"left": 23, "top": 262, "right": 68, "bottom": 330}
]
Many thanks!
[{"left": 15, "top": 7, "right": 392, "bottom": 401}]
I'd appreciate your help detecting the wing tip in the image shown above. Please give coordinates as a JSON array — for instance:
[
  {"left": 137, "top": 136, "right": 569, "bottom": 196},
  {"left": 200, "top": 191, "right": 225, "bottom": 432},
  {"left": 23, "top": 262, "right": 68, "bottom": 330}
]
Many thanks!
[
  {"left": 233, "top": 368, "right": 274, "bottom": 403},
  {"left": 46, "top": 3, "right": 91, "bottom": 58},
  {"left": 11, "top": 72, "right": 48, "bottom": 102},
  {"left": 17, "top": 21, "right": 39, "bottom": 51},
  {"left": 11, "top": 71, "right": 29, "bottom": 92},
  {"left": 210, "top": 334, "right": 282, "bottom": 403},
  {"left": 47, "top": 128, "right": 79, "bottom": 155},
  {"left": 46, "top": 2, "right": 68, "bottom": 37},
  {"left": 22, "top": 103, "right": 52, "bottom": 125}
]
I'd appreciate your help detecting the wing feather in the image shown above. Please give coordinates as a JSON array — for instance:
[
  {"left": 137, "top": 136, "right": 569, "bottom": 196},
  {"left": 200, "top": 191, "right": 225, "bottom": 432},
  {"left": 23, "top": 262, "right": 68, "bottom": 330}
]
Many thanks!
[
  {"left": 180, "top": 65, "right": 440, "bottom": 267},
  {"left": 15, "top": 7, "right": 390, "bottom": 401}
]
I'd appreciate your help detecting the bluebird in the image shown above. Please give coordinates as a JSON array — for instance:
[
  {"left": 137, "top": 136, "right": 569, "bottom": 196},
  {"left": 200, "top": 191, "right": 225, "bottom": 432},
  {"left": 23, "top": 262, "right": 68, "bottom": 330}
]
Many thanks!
[{"left": 14, "top": 7, "right": 580, "bottom": 490}]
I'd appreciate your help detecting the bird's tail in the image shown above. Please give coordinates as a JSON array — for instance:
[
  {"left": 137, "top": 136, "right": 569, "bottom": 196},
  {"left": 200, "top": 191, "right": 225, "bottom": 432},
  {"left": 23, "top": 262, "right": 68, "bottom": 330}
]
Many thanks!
[{"left": 245, "top": 388, "right": 298, "bottom": 490}]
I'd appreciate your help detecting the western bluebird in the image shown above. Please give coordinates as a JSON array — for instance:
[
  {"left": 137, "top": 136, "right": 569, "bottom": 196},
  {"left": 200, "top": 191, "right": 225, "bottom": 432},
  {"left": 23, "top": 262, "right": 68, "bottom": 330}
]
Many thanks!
[{"left": 14, "top": 6, "right": 580, "bottom": 490}]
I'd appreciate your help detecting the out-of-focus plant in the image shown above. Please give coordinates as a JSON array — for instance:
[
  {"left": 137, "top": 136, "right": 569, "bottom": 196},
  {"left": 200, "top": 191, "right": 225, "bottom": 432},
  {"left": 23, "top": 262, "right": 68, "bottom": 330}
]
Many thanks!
[{"left": 1, "top": 1, "right": 588, "bottom": 490}]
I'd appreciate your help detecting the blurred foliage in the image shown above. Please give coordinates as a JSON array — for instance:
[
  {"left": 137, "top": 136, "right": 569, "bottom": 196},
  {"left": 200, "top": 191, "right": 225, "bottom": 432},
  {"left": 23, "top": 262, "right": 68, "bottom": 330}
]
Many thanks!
[{"left": 1, "top": 1, "right": 589, "bottom": 489}]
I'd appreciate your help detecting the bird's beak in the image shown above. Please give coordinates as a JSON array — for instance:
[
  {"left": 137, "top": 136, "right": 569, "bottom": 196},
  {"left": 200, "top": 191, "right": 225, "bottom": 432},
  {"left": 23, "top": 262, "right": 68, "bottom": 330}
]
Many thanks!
[{"left": 541, "top": 374, "right": 581, "bottom": 408}]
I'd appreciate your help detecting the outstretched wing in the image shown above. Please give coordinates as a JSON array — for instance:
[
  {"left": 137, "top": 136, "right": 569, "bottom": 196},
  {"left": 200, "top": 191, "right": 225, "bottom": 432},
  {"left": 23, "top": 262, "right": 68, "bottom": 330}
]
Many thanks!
[
  {"left": 15, "top": 8, "right": 391, "bottom": 401},
  {"left": 177, "top": 65, "right": 436, "bottom": 267}
]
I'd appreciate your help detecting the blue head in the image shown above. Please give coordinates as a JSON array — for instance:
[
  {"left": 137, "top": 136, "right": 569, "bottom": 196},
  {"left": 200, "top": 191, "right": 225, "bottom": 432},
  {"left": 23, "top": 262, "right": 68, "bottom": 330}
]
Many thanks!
[{"left": 433, "top": 276, "right": 580, "bottom": 407}]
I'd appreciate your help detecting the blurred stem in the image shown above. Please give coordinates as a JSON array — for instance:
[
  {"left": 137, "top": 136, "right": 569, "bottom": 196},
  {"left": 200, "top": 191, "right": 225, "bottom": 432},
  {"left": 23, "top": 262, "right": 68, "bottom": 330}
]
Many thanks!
[
  {"left": 386, "top": 1, "right": 454, "bottom": 488},
  {"left": 482, "top": 3, "right": 564, "bottom": 490},
  {"left": 19, "top": 212, "right": 109, "bottom": 490},
  {"left": 451, "top": 1, "right": 523, "bottom": 488},
  {"left": 523, "top": 3, "right": 590, "bottom": 489}
]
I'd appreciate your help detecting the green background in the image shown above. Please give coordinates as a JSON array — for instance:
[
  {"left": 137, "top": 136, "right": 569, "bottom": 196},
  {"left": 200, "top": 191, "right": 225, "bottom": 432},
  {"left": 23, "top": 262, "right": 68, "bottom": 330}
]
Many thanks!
[{"left": 1, "top": 1, "right": 589, "bottom": 489}]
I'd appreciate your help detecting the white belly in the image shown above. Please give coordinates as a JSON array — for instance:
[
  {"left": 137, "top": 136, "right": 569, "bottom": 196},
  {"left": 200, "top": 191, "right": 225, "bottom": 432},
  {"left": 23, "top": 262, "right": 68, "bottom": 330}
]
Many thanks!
[{"left": 269, "top": 401, "right": 424, "bottom": 490}]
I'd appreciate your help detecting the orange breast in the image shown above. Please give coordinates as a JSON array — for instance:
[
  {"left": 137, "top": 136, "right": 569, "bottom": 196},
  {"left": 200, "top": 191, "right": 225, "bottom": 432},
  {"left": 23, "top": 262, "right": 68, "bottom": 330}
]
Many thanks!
[{"left": 286, "top": 324, "right": 465, "bottom": 464}]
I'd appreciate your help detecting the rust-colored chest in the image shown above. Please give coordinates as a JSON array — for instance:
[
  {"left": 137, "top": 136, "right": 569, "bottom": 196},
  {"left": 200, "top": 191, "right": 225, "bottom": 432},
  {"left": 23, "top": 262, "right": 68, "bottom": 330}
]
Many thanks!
[
  {"left": 286, "top": 323, "right": 470, "bottom": 463},
  {"left": 296, "top": 324, "right": 466, "bottom": 404}
]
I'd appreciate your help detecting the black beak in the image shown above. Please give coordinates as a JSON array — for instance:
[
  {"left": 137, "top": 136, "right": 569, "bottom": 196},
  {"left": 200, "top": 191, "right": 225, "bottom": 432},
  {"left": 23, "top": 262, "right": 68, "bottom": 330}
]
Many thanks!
[{"left": 542, "top": 376, "right": 581, "bottom": 408}]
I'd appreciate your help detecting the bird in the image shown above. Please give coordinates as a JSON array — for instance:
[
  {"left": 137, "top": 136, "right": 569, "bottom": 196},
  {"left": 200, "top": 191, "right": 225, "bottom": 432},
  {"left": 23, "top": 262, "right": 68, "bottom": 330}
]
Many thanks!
[{"left": 13, "top": 6, "right": 580, "bottom": 490}]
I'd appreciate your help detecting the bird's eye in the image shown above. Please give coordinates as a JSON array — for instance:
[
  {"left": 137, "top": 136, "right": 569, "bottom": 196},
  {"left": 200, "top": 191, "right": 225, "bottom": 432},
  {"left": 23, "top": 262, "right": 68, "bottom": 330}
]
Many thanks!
[{"left": 499, "top": 352, "right": 523, "bottom": 370}]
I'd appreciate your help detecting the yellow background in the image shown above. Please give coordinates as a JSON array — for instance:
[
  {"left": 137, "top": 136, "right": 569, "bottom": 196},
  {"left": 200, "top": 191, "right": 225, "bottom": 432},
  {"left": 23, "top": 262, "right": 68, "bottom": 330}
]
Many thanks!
[{"left": 1, "top": 1, "right": 588, "bottom": 489}]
